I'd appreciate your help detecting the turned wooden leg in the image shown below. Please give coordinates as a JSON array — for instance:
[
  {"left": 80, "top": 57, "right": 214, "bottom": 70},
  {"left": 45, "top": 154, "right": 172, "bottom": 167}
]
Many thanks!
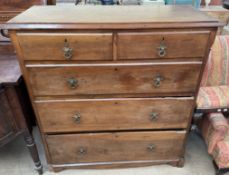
[{"left": 23, "top": 132, "right": 43, "bottom": 175}]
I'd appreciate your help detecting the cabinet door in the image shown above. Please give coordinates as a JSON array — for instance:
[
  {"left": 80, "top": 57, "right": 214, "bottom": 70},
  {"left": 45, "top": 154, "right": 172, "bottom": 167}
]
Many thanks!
[{"left": 0, "top": 89, "right": 17, "bottom": 146}]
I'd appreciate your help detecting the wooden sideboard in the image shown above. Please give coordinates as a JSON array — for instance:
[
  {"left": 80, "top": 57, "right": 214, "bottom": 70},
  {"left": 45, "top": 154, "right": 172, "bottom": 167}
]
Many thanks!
[
  {"left": 6, "top": 5, "right": 220, "bottom": 172},
  {"left": 0, "top": 56, "right": 42, "bottom": 174}
]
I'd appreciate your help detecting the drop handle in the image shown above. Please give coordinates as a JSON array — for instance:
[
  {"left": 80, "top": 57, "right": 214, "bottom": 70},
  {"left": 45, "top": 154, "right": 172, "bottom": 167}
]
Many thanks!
[
  {"left": 153, "top": 74, "right": 164, "bottom": 88},
  {"left": 157, "top": 38, "right": 167, "bottom": 57},
  {"left": 147, "top": 144, "right": 156, "bottom": 152},
  {"left": 67, "top": 77, "right": 78, "bottom": 89},
  {"left": 150, "top": 112, "right": 158, "bottom": 121},
  {"left": 63, "top": 39, "right": 73, "bottom": 60},
  {"left": 78, "top": 147, "right": 87, "bottom": 155},
  {"left": 72, "top": 113, "right": 81, "bottom": 123}
]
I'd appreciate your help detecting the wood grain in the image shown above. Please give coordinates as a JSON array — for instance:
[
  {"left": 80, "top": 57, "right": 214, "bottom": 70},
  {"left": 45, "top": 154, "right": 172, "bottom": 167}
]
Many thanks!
[
  {"left": 0, "top": 12, "right": 18, "bottom": 23},
  {"left": 17, "top": 33, "right": 113, "bottom": 61},
  {"left": 46, "top": 131, "right": 186, "bottom": 164},
  {"left": 0, "top": 89, "right": 16, "bottom": 143},
  {"left": 27, "top": 62, "right": 202, "bottom": 97},
  {"left": 117, "top": 31, "right": 210, "bottom": 59},
  {"left": 35, "top": 97, "right": 194, "bottom": 133},
  {"left": 7, "top": 6, "right": 219, "bottom": 29},
  {"left": 0, "top": 0, "right": 46, "bottom": 11}
]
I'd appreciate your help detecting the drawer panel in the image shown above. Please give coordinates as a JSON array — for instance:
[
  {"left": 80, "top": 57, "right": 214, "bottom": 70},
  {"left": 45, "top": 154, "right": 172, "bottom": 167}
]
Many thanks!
[
  {"left": 46, "top": 131, "right": 186, "bottom": 164},
  {"left": 36, "top": 97, "right": 193, "bottom": 133},
  {"left": 27, "top": 62, "right": 202, "bottom": 96},
  {"left": 27, "top": 63, "right": 201, "bottom": 96},
  {"left": 17, "top": 33, "right": 113, "bottom": 60},
  {"left": 117, "top": 31, "right": 210, "bottom": 60}
]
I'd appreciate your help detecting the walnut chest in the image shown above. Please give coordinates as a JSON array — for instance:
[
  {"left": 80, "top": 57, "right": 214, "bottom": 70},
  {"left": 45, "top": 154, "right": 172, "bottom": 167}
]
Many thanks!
[{"left": 6, "top": 5, "right": 220, "bottom": 172}]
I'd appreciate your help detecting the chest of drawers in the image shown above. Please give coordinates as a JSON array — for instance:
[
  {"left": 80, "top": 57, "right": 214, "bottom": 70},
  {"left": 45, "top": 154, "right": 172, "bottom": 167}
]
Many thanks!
[{"left": 6, "top": 5, "right": 220, "bottom": 172}]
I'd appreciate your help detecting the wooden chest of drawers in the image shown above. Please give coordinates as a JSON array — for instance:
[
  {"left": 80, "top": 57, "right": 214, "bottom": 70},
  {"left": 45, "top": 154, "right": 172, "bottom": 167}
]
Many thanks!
[{"left": 6, "top": 5, "right": 220, "bottom": 172}]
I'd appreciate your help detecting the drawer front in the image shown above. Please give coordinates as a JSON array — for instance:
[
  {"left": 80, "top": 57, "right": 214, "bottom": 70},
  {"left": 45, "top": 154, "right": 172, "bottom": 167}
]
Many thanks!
[
  {"left": 0, "top": 13, "right": 17, "bottom": 22},
  {"left": 46, "top": 131, "right": 186, "bottom": 164},
  {"left": 36, "top": 97, "right": 193, "bottom": 133},
  {"left": 17, "top": 33, "right": 113, "bottom": 61},
  {"left": 0, "top": 0, "right": 46, "bottom": 11},
  {"left": 117, "top": 31, "right": 210, "bottom": 60},
  {"left": 27, "top": 63, "right": 201, "bottom": 96}
]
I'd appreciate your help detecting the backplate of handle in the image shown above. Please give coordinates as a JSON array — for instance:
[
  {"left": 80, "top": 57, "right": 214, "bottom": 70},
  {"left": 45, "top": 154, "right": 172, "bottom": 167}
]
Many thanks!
[{"left": 157, "top": 37, "right": 167, "bottom": 57}]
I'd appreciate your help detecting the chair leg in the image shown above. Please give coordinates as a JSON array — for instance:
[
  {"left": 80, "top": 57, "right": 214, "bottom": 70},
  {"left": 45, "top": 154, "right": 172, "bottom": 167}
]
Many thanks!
[{"left": 23, "top": 131, "right": 43, "bottom": 175}]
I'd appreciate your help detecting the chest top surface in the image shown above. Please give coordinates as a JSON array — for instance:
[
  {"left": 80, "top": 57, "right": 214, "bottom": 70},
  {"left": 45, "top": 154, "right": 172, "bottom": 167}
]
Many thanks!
[{"left": 6, "top": 5, "right": 221, "bottom": 29}]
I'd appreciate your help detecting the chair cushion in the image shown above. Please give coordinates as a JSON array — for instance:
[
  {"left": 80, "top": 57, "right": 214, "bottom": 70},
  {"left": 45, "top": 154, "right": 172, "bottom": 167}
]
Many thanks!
[
  {"left": 197, "top": 85, "right": 229, "bottom": 110},
  {"left": 201, "top": 36, "right": 229, "bottom": 87},
  {"left": 213, "top": 133, "right": 229, "bottom": 168},
  {"left": 201, "top": 113, "right": 229, "bottom": 154}
]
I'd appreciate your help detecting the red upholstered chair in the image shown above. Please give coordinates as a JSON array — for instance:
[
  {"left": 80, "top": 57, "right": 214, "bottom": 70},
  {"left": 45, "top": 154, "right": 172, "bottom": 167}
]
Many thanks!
[{"left": 196, "top": 35, "right": 229, "bottom": 175}]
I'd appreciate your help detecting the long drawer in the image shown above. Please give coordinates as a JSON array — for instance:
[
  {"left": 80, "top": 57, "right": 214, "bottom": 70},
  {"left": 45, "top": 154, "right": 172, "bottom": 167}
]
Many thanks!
[
  {"left": 46, "top": 131, "right": 186, "bottom": 164},
  {"left": 27, "top": 62, "right": 202, "bottom": 96},
  {"left": 17, "top": 33, "right": 113, "bottom": 61},
  {"left": 117, "top": 31, "right": 210, "bottom": 60},
  {"left": 36, "top": 97, "right": 194, "bottom": 133}
]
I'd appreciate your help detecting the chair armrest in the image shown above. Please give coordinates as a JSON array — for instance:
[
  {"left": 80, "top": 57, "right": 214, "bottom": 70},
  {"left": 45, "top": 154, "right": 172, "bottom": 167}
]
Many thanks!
[{"left": 201, "top": 113, "right": 229, "bottom": 154}]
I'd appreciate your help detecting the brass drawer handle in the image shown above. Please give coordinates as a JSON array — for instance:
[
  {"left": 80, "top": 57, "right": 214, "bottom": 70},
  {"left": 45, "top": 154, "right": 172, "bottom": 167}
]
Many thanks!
[
  {"left": 147, "top": 144, "right": 156, "bottom": 152},
  {"left": 157, "top": 37, "right": 167, "bottom": 57},
  {"left": 63, "top": 39, "right": 73, "bottom": 60},
  {"left": 150, "top": 112, "right": 158, "bottom": 121},
  {"left": 72, "top": 113, "right": 81, "bottom": 123},
  {"left": 78, "top": 147, "right": 87, "bottom": 155},
  {"left": 67, "top": 78, "right": 78, "bottom": 89},
  {"left": 153, "top": 74, "right": 164, "bottom": 88}
]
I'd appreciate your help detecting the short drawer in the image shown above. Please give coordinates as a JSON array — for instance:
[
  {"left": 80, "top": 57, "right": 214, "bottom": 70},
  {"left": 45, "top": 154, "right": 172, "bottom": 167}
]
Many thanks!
[
  {"left": 46, "top": 131, "right": 186, "bottom": 164},
  {"left": 117, "top": 31, "right": 210, "bottom": 60},
  {"left": 17, "top": 33, "right": 113, "bottom": 61},
  {"left": 27, "top": 62, "right": 201, "bottom": 96},
  {"left": 36, "top": 97, "right": 193, "bottom": 133}
]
